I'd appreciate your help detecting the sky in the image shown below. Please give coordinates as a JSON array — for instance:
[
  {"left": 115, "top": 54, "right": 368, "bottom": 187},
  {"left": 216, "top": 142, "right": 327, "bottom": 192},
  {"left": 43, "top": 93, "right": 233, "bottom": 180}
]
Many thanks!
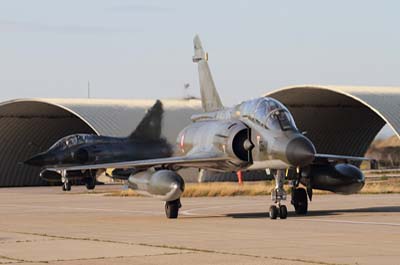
[{"left": 0, "top": 0, "right": 399, "bottom": 137}]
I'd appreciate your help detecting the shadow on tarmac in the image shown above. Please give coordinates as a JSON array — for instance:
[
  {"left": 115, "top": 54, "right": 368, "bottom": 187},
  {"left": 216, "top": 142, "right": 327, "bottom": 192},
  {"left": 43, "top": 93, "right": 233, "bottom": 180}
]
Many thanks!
[{"left": 226, "top": 206, "right": 400, "bottom": 219}]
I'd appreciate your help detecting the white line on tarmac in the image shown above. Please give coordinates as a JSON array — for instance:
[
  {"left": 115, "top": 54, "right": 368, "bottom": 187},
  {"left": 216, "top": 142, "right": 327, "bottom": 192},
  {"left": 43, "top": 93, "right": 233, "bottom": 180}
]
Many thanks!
[
  {"left": 180, "top": 202, "right": 267, "bottom": 216},
  {"left": 2, "top": 202, "right": 399, "bottom": 227}
]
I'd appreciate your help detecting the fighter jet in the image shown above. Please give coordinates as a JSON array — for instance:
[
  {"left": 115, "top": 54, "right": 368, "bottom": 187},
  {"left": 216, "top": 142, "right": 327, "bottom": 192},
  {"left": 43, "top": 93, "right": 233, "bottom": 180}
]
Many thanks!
[
  {"left": 48, "top": 35, "right": 367, "bottom": 219},
  {"left": 24, "top": 100, "right": 172, "bottom": 191}
]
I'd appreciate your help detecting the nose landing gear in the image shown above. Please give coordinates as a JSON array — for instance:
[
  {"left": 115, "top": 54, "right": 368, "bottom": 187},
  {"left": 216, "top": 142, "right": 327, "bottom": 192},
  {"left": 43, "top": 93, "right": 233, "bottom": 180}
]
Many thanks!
[
  {"left": 269, "top": 204, "right": 287, "bottom": 219},
  {"left": 269, "top": 169, "right": 288, "bottom": 219}
]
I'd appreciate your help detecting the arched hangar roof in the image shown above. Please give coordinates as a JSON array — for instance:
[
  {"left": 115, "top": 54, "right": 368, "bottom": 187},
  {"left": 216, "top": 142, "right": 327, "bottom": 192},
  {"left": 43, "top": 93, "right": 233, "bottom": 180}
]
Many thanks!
[
  {"left": 0, "top": 98, "right": 201, "bottom": 186},
  {"left": 266, "top": 85, "right": 400, "bottom": 157}
]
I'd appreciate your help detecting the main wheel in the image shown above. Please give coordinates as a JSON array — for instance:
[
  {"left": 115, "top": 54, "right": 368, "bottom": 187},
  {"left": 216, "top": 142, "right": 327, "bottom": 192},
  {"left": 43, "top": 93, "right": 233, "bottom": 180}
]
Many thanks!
[
  {"left": 65, "top": 182, "right": 72, "bottom": 191},
  {"left": 165, "top": 199, "right": 180, "bottom": 219},
  {"left": 85, "top": 178, "right": 96, "bottom": 190},
  {"left": 279, "top": 205, "right": 288, "bottom": 219},
  {"left": 62, "top": 184, "right": 66, "bottom": 191},
  {"left": 269, "top": 205, "right": 278, "bottom": 219},
  {"left": 292, "top": 188, "right": 308, "bottom": 215}
]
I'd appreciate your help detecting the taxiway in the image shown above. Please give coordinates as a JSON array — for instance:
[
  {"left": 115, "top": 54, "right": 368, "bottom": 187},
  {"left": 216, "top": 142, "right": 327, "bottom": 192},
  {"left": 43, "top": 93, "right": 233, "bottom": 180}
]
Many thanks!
[{"left": 0, "top": 186, "right": 399, "bottom": 265}]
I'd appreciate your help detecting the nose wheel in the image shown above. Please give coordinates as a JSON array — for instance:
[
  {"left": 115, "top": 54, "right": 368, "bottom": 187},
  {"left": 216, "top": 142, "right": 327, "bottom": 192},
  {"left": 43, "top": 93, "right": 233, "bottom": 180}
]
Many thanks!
[
  {"left": 269, "top": 169, "right": 288, "bottom": 220},
  {"left": 269, "top": 204, "right": 287, "bottom": 219}
]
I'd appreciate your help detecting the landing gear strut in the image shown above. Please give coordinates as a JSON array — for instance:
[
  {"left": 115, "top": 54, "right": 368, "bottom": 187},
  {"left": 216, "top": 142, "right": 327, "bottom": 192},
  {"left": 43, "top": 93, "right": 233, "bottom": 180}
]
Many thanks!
[
  {"left": 269, "top": 169, "right": 288, "bottom": 219},
  {"left": 61, "top": 170, "right": 71, "bottom": 191},
  {"left": 165, "top": 198, "right": 181, "bottom": 219}
]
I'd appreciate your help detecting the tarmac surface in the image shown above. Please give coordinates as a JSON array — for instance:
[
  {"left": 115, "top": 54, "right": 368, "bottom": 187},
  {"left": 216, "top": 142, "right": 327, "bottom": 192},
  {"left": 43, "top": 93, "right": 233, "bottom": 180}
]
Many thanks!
[{"left": 0, "top": 185, "right": 399, "bottom": 265}]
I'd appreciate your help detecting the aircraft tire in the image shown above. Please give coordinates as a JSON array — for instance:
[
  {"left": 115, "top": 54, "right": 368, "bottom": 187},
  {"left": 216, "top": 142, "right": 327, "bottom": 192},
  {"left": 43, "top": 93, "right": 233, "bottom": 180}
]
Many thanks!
[
  {"left": 269, "top": 205, "right": 278, "bottom": 219},
  {"left": 293, "top": 188, "right": 308, "bottom": 215},
  {"left": 85, "top": 183, "right": 95, "bottom": 190},
  {"left": 85, "top": 178, "right": 96, "bottom": 190},
  {"left": 279, "top": 205, "right": 288, "bottom": 219},
  {"left": 165, "top": 199, "right": 180, "bottom": 219}
]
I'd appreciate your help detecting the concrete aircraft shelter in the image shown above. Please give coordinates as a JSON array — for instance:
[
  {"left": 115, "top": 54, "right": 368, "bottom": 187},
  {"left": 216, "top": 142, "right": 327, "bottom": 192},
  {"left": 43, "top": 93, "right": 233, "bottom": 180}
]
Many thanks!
[
  {"left": 266, "top": 85, "right": 400, "bottom": 157},
  {"left": 0, "top": 85, "right": 399, "bottom": 187},
  {"left": 0, "top": 98, "right": 201, "bottom": 186}
]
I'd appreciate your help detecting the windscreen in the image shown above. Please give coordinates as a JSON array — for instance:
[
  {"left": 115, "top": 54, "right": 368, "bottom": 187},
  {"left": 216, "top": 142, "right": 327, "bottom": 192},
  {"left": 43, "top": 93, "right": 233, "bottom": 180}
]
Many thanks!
[
  {"left": 266, "top": 109, "right": 296, "bottom": 131},
  {"left": 254, "top": 98, "right": 297, "bottom": 131}
]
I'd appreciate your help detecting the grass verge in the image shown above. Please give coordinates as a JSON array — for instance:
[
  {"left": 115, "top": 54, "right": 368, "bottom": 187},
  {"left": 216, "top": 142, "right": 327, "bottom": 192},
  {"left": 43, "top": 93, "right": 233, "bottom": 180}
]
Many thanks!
[{"left": 105, "top": 178, "right": 400, "bottom": 198}]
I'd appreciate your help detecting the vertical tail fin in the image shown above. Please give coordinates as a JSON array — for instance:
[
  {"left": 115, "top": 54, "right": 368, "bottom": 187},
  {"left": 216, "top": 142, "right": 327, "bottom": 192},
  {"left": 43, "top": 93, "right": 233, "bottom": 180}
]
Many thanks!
[
  {"left": 129, "top": 100, "right": 163, "bottom": 141},
  {"left": 192, "top": 35, "right": 223, "bottom": 112}
]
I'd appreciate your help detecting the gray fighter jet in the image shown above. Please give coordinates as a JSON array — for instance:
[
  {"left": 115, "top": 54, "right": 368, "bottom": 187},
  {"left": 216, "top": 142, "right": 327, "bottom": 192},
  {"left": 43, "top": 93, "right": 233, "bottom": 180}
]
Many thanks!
[
  {"left": 24, "top": 100, "right": 172, "bottom": 191},
  {"left": 48, "top": 36, "right": 367, "bottom": 219}
]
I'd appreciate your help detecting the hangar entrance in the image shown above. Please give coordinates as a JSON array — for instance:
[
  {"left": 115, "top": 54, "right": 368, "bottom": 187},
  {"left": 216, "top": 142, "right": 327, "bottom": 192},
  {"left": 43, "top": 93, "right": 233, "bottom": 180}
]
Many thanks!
[{"left": 0, "top": 101, "right": 96, "bottom": 186}]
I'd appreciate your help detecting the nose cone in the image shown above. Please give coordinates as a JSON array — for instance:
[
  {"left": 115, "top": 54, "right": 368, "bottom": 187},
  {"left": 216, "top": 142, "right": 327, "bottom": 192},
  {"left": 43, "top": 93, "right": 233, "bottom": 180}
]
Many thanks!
[
  {"left": 286, "top": 136, "right": 316, "bottom": 166},
  {"left": 24, "top": 153, "right": 48, "bottom": 167}
]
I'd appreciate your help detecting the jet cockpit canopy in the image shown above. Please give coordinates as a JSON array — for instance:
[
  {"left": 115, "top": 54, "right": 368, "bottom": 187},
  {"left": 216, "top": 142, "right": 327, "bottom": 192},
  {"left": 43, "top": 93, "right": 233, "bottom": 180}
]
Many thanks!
[
  {"left": 239, "top": 97, "right": 297, "bottom": 131},
  {"left": 49, "top": 134, "right": 96, "bottom": 151}
]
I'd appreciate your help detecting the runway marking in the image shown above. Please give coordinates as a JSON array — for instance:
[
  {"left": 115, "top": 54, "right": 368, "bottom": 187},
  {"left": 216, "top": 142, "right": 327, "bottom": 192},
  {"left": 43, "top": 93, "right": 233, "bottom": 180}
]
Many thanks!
[
  {"left": 2, "top": 202, "right": 399, "bottom": 228},
  {"left": 298, "top": 218, "right": 400, "bottom": 227},
  {"left": 181, "top": 202, "right": 267, "bottom": 216}
]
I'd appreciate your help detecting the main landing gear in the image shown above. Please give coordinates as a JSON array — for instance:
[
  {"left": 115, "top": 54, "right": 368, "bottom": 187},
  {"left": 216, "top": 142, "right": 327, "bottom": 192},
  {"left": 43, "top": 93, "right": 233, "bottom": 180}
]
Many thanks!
[
  {"left": 269, "top": 169, "right": 288, "bottom": 219},
  {"left": 61, "top": 170, "right": 71, "bottom": 191},
  {"left": 291, "top": 186, "right": 308, "bottom": 215},
  {"left": 85, "top": 172, "right": 96, "bottom": 191},
  {"left": 62, "top": 181, "right": 71, "bottom": 191},
  {"left": 165, "top": 198, "right": 181, "bottom": 219},
  {"left": 85, "top": 178, "right": 96, "bottom": 190},
  {"left": 289, "top": 168, "right": 308, "bottom": 215}
]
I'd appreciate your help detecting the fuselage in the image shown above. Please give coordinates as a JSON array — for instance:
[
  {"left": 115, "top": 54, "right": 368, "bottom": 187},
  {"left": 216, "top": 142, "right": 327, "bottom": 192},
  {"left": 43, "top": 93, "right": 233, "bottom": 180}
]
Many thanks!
[
  {"left": 25, "top": 134, "right": 172, "bottom": 168},
  {"left": 176, "top": 96, "right": 316, "bottom": 171}
]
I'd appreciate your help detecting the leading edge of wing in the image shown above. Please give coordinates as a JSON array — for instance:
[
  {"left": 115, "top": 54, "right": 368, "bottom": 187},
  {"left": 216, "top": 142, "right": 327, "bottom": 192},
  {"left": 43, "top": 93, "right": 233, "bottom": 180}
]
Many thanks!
[{"left": 47, "top": 153, "right": 228, "bottom": 172}]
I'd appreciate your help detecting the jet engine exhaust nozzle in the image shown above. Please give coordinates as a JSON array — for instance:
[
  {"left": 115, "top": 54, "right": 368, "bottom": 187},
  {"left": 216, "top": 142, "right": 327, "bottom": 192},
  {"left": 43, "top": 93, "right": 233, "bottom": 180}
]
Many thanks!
[{"left": 286, "top": 136, "right": 316, "bottom": 167}]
